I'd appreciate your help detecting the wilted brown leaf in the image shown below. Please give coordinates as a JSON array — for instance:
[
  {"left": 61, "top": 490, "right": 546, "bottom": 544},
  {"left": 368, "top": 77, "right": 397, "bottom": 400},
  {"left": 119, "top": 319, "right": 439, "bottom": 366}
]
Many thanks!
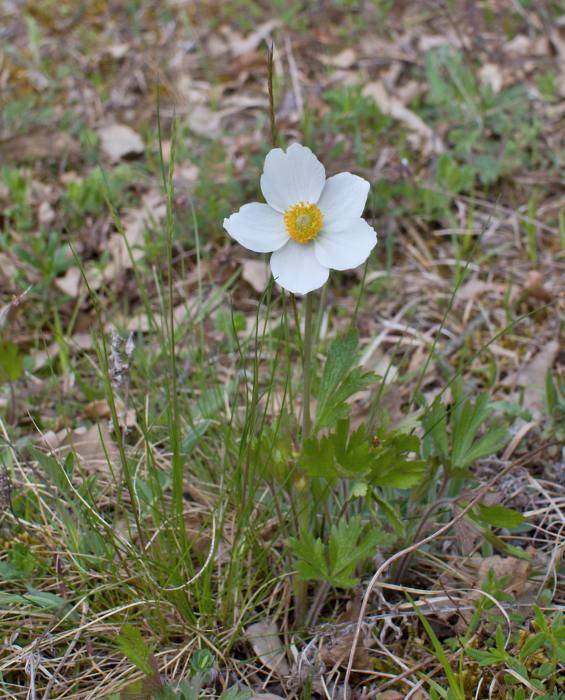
[
  {"left": 476, "top": 555, "right": 531, "bottom": 597},
  {"left": 241, "top": 259, "right": 270, "bottom": 293},
  {"left": 229, "top": 19, "right": 281, "bottom": 56},
  {"left": 0, "top": 131, "right": 79, "bottom": 164},
  {"left": 105, "top": 190, "right": 166, "bottom": 280},
  {"left": 319, "top": 628, "right": 373, "bottom": 671},
  {"left": 57, "top": 422, "right": 119, "bottom": 475},
  {"left": 514, "top": 340, "right": 560, "bottom": 415},
  {"left": 32, "top": 333, "right": 94, "bottom": 370},
  {"left": 54, "top": 267, "right": 83, "bottom": 298},
  {"left": 363, "top": 80, "right": 444, "bottom": 155},
  {"left": 321, "top": 48, "right": 357, "bottom": 69},
  {"left": 521, "top": 270, "right": 553, "bottom": 304},
  {"left": 453, "top": 505, "right": 482, "bottom": 556},
  {"left": 97, "top": 123, "right": 144, "bottom": 163},
  {"left": 245, "top": 620, "right": 290, "bottom": 677}
]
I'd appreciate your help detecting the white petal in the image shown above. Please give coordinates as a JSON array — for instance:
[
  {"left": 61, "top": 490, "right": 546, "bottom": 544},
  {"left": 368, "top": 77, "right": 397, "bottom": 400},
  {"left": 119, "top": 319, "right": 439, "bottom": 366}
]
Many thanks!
[
  {"left": 270, "top": 240, "right": 329, "bottom": 295},
  {"left": 260, "top": 143, "right": 326, "bottom": 212},
  {"left": 314, "top": 217, "right": 377, "bottom": 271},
  {"left": 317, "top": 172, "right": 370, "bottom": 227},
  {"left": 224, "top": 203, "right": 288, "bottom": 253}
]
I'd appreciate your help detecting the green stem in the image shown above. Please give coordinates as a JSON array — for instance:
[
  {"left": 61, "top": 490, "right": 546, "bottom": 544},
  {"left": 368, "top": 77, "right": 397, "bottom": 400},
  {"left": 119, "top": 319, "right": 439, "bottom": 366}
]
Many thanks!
[
  {"left": 302, "top": 293, "right": 313, "bottom": 444},
  {"left": 294, "top": 292, "right": 313, "bottom": 627}
]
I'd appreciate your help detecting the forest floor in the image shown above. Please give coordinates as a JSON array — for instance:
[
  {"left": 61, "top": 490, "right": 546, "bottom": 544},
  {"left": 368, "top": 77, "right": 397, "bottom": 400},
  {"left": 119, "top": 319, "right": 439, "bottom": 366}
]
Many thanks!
[{"left": 0, "top": 1, "right": 564, "bottom": 698}]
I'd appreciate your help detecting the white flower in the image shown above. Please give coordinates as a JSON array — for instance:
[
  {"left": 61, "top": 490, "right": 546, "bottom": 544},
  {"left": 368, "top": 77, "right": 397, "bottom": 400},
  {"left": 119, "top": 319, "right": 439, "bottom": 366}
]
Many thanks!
[{"left": 223, "top": 143, "right": 377, "bottom": 295}]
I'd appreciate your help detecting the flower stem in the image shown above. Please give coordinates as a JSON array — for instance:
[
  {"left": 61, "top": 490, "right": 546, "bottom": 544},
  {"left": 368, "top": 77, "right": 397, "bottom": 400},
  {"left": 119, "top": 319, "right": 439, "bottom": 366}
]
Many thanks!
[
  {"left": 302, "top": 292, "right": 313, "bottom": 444},
  {"left": 294, "top": 292, "right": 313, "bottom": 627}
]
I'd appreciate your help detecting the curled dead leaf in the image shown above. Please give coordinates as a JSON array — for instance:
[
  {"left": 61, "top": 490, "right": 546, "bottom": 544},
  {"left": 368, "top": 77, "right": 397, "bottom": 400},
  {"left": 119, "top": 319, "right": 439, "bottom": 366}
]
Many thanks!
[
  {"left": 98, "top": 124, "right": 144, "bottom": 163},
  {"left": 476, "top": 555, "right": 531, "bottom": 597},
  {"left": 44, "top": 422, "right": 119, "bottom": 476},
  {"left": 241, "top": 259, "right": 270, "bottom": 293},
  {"left": 363, "top": 81, "right": 444, "bottom": 155},
  {"left": 0, "top": 131, "right": 79, "bottom": 164},
  {"left": 105, "top": 190, "right": 166, "bottom": 280},
  {"left": 245, "top": 620, "right": 290, "bottom": 677},
  {"left": 515, "top": 340, "right": 559, "bottom": 416},
  {"left": 54, "top": 267, "right": 83, "bottom": 298},
  {"left": 321, "top": 48, "right": 357, "bottom": 69},
  {"left": 229, "top": 19, "right": 281, "bottom": 57},
  {"left": 521, "top": 270, "right": 553, "bottom": 304}
]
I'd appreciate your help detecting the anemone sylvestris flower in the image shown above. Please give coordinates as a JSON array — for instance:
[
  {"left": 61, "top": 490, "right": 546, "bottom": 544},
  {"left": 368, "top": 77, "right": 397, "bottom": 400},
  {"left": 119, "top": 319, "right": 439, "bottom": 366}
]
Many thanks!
[{"left": 223, "top": 143, "right": 377, "bottom": 295}]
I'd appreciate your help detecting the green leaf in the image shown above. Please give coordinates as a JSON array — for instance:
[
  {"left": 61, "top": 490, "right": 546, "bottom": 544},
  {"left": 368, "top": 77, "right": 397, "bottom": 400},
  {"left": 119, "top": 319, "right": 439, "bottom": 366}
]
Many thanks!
[
  {"left": 291, "top": 517, "right": 391, "bottom": 589},
  {"left": 0, "top": 588, "right": 70, "bottom": 613},
  {"left": 300, "top": 420, "right": 374, "bottom": 480},
  {"left": 0, "top": 560, "right": 32, "bottom": 581},
  {"left": 350, "top": 481, "right": 368, "bottom": 498},
  {"left": 551, "top": 610, "right": 563, "bottom": 633},
  {"left": 466, "top": 648, "right": 502, "bottom": 666},
  {"left": 300, "top": 433, "right": 341, "bottom": 479},
  {"left": 519, "top": 633, "right": 547, "bottom": 660},
  {"left": 481, "top": 530, "right": 532, "bottom": 559},
  {"left": 545, "top": 370, "right": 558, "bottom": 416},
  {"left": 29, "top": 446, "right": 73, "bottom": 496},
  {"left": 181, "top": 420, "right": 211, "bottom": 455},
  {"left": 373, "top": 495, "right": 404, "bottom": 536},
  {"left": 533, "top": 605, "right": 549, "bottom": 633},
  {"left": 315, "top": 331, "right": 374, "bottom": 429},
  {"left": 189, "top": 649, "right": 215, "bottom": 673},
  {"left": 421, "top": 396, "right": 449, "bottom": 460},
  {"left": 475, "top": 504, "right": 525, "bottom": 529},
  {"left": 23, "top": 588, "right": 69, "bottom": 611},
  {"left": 449, "top": 381, "right": 509, "bottom": 469},
  {"left": 290, "top": 530, "right": 328, "bottom": 583},
  {"left": 0, "top": 341, "right": 23, "bottom": 382},
  {"left": 368, "top": 431, "right": 426, "bottom": 488},
  {"left": 458, "top": 427, "right": 509, "bottom": 468},
  {"left": 328, "top": 516, "right": 383, "bottom": 588},
  {"left": 318, "top": 331, "right": 358, "bottom": 403},
  {"left": 532, "top": 661, "right": 554, "bottom": 679},
  {"left": 117, "top": 624, "right": 154, "bottom": 676},
  {"left": 495, "top": 625, "right": 506, "bottom": 653},
  {"left": 409, "top": 594, "right": 465, "bottom": 699}
]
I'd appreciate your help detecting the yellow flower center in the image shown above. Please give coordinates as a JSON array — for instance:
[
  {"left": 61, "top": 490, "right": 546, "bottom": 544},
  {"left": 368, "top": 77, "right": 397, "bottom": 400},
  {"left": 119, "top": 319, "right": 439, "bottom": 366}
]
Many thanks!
[{"left": 283, "top": 202, "right": 323, "bottom": 244}]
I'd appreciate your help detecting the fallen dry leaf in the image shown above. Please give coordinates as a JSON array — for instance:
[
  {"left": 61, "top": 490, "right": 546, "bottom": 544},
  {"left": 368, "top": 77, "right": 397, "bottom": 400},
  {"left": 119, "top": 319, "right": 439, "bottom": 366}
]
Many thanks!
[
  {"left": 54, "top": 267, "right": 83, "bottom": 298},
  {"left": 186, "top": 104, "right": 224, "bottom": 138},
  {"left": 105, "top": 190, "right": 166, "bottom": 280},
  {"left": 321, "top": 48, "right": 357, "bottom": 69},
  {"left": 98, "top": 124, "right": 144, "bottom": 163},
  {"left": 0, "top": 131, "right": 79, "bottom": 164},
  {"left": 245, "top": 620, "right": 290, "bottom": 677},
  {"left": 319, "top": 595, "right": 373, "bottom": 671},
  {"left": 476, "top": 555, "right": 531, "bottom": 597},
  {"left": 44, "top": 421, "right": 119, "bottom": 476},
  {"left": 453, "top": 505, "right": 482, "bottom": 556},
  {"left": 241, "top": 259, "right": 270, "bottom": 293},
  {"left": 514, "top": 340, "right": 559, "bottom": 415},
  {"left": 521, "top": 270, "right": 553, "bottom": 303},
  {"left": 229, "top": 19, "right": 281, "bottom": 56},
  {"left": 32, "top": 332, "right": 94, "bottom": 370},
  {"left": 319, "top": 625, "right": 373, "bottom": 671},
  {"left": 38, "top": 201, "right": 56, "bottom": 226},
  {"left": 479, "top": 63, "right": 503, "bottom": 93},
  {"left": 363, "top": 80, "right": 444, "bottom": 155},
  {"left": 456, "top": 279, "right": 508, "bottom": 302}
]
